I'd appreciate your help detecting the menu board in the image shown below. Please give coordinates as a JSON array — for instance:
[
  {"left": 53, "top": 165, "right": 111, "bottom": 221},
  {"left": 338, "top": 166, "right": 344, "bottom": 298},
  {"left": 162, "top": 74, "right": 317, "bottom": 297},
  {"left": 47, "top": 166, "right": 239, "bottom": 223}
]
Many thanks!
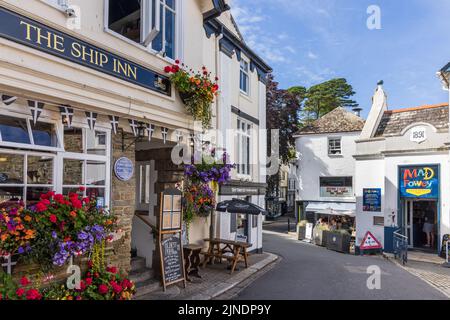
[{"left": 160, "top": 233, "right": 184, "bottom": 285}]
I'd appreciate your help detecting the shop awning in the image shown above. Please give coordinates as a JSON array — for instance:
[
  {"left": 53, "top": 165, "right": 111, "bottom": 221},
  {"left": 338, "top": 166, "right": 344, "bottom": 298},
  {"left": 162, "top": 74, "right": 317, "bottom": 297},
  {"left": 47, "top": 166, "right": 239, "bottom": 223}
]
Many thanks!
[{"left": 305, "top": 202, "right": 356, "bottom": 217}]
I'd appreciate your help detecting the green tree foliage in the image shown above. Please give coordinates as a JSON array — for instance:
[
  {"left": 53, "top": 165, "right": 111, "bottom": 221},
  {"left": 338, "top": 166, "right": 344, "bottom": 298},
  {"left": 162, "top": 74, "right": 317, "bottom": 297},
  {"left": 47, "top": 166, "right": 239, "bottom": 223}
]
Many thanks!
[{"left": 301, "top": 78, "right": 358, "bottom": 121}]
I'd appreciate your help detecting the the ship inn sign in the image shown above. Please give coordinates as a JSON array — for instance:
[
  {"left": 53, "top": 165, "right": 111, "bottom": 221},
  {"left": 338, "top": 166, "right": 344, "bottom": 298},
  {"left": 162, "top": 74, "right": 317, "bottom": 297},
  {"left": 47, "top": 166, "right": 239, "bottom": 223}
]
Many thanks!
[
  {"left": 400, "top": 165, "right": 439, "bottom": 199},
  {"left": 0, "top": 6, "right": 171, "bottom": 95}
]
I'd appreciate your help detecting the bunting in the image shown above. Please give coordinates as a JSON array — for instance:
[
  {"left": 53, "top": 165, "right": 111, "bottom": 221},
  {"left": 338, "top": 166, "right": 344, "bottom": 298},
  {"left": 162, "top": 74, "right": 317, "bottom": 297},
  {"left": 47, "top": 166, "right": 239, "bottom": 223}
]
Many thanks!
[
  {"left": 175, "top": 130, "right": 184, "bottom": 143},
  {"left": 59, "top": 105, "right": 74, "bottom": 128},
  {"left": 2, "top": 95, "right": 17, "bottom": 106},
  {"left": 129, "top": 119, "right": 139, "bottom": 137},
  {"left": 145, "top": 123, "right": 155, "bottom": 141},
  {"left": 161, "top": 127, "right": 169, "bottom": 144},
  {"left": 109, "top": 116, "right": 119, "bottom": 135},
  {"left": 27, "top": 100, "right": 45, "bottom": 125},
  {"left": 85, "top": 112, "right": 98, "bottom": 131}
]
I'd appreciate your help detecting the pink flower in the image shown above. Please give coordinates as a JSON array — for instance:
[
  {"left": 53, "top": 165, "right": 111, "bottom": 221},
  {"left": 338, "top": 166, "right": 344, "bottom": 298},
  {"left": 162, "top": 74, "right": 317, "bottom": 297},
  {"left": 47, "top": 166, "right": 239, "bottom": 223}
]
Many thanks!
[
  {"left": 35, "top": 202, "right": 48, "bottom": 212},
  {"left": 49, "top": 214, "right": 57, "bottom": 224},
  {"left": 20, "top": 276, "right": 31, "bottom": 286},
  {"left": 16, "top": 288, "right": 25, "bottom": 297}
]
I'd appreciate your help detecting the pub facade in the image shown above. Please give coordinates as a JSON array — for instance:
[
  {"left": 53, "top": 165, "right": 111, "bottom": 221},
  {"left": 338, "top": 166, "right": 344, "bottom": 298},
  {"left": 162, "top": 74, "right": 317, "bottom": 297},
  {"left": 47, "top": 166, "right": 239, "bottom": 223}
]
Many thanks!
[{"left": 0, "top": 0, "right": 271, "bottom": 282}]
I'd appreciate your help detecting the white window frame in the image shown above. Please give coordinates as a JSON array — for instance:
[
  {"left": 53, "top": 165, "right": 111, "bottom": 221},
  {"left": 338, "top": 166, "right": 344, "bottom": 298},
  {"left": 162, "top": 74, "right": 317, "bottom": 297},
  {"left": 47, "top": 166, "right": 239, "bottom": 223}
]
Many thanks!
[
  {"left": 61, "top": 126, "right": 112, "bottom": 207},
  {"left": 0, "top": 109, "right": 64, "bottom": 153},
  {"left": 328, "top": 136, "right": 342, "bottom": 156},
  {"left": 236, "top": 118, "right": 252, "bottom": 179},
  {"left": 0, "top": 148, "right": 57, "bottom": 207},
  {"left": 240, "top": 59, "right": 250, "bottom": 96},
  {"left": 104, "top": 0, "right": 182, "bottom": 62}
]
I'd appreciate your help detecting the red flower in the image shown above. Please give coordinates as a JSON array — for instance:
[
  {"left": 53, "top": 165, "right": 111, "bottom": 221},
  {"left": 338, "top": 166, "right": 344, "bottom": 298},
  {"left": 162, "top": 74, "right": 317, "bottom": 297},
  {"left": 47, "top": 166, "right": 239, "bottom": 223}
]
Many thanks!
[
  {"left": 85, "top": 277, "right": 93, "bottom": 286},
  {"left": 202, "top": 66, "right": 206, "bottom": 70},
  {"left": 35, "top": 202, "right": 48, "bottom": 213},
  {"left": 112, "top": 283, "right": 122, "bottom": 294},
  {"left": 54, "top": 194, "right": 65, "bottom": 204},
  {"left": 203, "top": 70, "right": 208, "bottom": 75},
  {"left": 78, "top": 186, "right": 86, "bottom": 192},
  {"left": 82, "top": 197, "right": 90, "bottom": 204},
  {"left": 175, "top": 59, "right": 180, "bottom": 64},
  {"left": 121, "top": 279, "right": 133, "bottom": 289},
  {"left": 16, "top": 288, "right": 25, "bottom": 297},
  {"left": 72, "top": 199, "right": 82, "bottom": 209},
  {"left": 98, "top": 284, "right": 109, "bottom": 295},
  {"left": 106, "top": 266, "right": 118, "bottom": 274},
  {"left": 94, "top": 272, "right": 100, "bottom": 278},
  {"left": 87, "top": 261, "right": 93, "bottom": 269},
  {"left": 171, "top": 65, "right": 180, "bottom": 73},
  {"left": 20, "top": 276, "right": 31, "bottom": 286},
  {"left": 40, "top": 199, "right": 50, "bottom": 205},
  {"left": 25, "top": 289, "right": 42, "bottom": 300},
  {"left": 0, "top": 293, "right": 3, "bottom": 300},
  {"left": 49, "top": 214, "right": 57, "bottom": 224},
  {"left": 164, "top": 66, "right": 172, "bottom": 73},
  {"left": 79, "top": 280, "right": 86, "bottom": 291}
]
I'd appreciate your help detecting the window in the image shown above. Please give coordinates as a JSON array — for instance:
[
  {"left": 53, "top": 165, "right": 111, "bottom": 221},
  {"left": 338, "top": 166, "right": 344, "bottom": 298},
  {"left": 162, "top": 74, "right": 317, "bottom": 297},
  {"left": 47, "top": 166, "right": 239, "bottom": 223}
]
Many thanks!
[
  {"left": 236, "top": 119, "right": 251, "bottom": 177},
  {"left": 0, "top": 152, "right": 54, "bottom": 208},
  {"left": 62, "top": 127, "right": 110, "bottom": 207},
  {"left": 328, "top": 137, "right": 342, "bottom": 155},
  {"left": 319, "top": 177, "right": 353, "bottom": 198},
  {"left": 0, "top": 115, "right": 60, "bottom": 150},
  {"left": 107, "top": 0, "right": 177, "bottom": 59},
  {"left": 240, "top": 60, "right": 249, "bottom": 94}
]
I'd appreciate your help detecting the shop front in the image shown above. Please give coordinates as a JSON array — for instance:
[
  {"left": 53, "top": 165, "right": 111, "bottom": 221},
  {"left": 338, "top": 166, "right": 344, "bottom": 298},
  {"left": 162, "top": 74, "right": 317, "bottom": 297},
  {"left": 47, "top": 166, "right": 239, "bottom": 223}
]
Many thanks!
[{"left": 398, "top": 165, "right": 440, "bottom": 253}]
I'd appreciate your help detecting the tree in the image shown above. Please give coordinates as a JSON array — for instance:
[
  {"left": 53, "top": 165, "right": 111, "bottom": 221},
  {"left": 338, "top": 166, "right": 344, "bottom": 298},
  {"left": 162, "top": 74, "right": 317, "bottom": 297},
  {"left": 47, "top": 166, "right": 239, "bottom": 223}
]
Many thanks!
[
  {"left": 266, "top": 75, "right": 303, "bottom": 197},
  {"left": 302, "top": 78, "right": 358, "bottom": 121}
]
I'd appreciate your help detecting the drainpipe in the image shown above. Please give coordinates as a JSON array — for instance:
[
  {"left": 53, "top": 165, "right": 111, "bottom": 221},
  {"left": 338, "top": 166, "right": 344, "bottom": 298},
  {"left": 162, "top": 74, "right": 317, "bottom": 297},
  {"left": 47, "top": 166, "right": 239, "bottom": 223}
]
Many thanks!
[{"left": 210, "top": 32, "right": 223, "bottom": 241}]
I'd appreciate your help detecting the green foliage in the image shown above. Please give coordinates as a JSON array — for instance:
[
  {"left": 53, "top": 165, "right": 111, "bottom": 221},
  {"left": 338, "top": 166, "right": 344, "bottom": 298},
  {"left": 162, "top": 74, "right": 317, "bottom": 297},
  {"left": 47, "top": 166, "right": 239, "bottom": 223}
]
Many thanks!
[
  {"left": 298, "top": 220, "right": 308, "bottom": 227},
  {"left": 302, "top": 78, "right": 358, "bottom": 120}
]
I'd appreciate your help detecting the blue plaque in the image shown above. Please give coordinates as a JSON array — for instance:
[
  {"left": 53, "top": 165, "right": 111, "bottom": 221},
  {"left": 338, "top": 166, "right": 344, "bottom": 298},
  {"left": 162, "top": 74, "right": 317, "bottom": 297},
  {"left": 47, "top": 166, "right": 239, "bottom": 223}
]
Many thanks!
[{"left": 114, "top": 157, "right": 134, "bottom": 181}]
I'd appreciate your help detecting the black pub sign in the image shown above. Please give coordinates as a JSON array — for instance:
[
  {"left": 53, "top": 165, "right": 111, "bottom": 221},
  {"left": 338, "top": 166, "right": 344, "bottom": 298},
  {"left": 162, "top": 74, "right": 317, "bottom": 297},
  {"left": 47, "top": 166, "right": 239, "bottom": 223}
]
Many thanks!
[{"left": 0, "top": 6, "right": 171, "bottom": 95}]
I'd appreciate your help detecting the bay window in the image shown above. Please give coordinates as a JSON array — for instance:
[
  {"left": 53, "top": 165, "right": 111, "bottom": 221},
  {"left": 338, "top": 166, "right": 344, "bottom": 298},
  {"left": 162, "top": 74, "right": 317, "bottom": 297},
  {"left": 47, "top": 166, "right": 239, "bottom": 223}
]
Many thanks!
[{"left": 106, "top": 0, "right": 177, "bottom": 59}]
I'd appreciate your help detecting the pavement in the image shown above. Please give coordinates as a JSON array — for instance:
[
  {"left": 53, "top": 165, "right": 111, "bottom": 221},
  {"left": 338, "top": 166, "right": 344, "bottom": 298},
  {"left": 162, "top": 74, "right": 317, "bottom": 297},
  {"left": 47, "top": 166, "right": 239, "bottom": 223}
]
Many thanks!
[
  {"left": 233, "top": 219, "right": 449, "bottom": 300},
  {"left": 136, "top": 251, "right": 279, "bottom": 300}
]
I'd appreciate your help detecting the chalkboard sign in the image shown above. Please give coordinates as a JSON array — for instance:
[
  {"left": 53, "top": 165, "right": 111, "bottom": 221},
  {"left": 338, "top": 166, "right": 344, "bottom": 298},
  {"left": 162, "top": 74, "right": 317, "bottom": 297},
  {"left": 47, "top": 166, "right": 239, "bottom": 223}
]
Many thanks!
[{"left": 160, "top": 233, "right": 186, "bottom": 290}]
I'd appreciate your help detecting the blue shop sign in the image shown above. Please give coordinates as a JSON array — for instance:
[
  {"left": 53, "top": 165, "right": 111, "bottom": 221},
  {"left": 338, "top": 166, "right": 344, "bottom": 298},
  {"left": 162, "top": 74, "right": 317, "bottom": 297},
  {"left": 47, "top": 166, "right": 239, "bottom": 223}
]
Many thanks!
[
  {"left": 114, "top": 157, "right": 134, "bottom": 182},
  {"left": 400, "top": 165, "right": 439, "bottom": 199},
  {"left": 363, "top": 188, "right": 381, "bottom": 212},
  {"left": 0, "top": 6, "right": 171, "bottom": 95}
]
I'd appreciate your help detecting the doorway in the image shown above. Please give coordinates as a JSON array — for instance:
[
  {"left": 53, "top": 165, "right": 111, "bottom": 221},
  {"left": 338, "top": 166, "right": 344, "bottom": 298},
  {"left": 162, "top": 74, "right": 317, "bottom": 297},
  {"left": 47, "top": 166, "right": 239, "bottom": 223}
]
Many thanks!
[{"left": 402, "top": 199, "right": 438, "bottom": 252}]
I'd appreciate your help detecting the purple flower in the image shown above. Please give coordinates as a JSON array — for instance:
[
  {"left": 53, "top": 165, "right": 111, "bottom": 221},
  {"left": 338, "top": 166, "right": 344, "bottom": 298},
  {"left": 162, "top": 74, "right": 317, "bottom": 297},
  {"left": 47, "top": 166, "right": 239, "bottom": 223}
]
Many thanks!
[
  {"left": 18, "top": 247, "right": 24, "bottom": 254},
  {"left": 51, "top": 231, "right": 57, "bottom": 239}
]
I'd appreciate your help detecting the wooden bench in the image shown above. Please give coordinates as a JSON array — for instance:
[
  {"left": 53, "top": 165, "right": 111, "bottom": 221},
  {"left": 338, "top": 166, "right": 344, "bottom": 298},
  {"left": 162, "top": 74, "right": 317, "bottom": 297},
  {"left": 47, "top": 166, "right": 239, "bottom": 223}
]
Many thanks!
[{"left": 201, "top": 238, "right": 251, "bottom": 274}]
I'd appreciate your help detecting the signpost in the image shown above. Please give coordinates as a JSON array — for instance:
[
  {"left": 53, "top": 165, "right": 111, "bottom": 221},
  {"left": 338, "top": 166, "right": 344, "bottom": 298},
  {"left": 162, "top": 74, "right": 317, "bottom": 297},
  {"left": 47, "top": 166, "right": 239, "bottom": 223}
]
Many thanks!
[
  {"left": 360, "top": 231, "right": 382, "bottom": 255},
  {"left": 158, "top": 188, "right": 186, "bottom": 291}
]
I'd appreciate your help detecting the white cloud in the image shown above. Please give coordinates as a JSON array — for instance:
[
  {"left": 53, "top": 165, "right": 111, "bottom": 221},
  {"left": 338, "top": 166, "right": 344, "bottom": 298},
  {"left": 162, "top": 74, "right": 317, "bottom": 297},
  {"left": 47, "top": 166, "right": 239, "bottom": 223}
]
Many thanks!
[{"left": 307, "top": 51, "right": 318, "bottom": 59}]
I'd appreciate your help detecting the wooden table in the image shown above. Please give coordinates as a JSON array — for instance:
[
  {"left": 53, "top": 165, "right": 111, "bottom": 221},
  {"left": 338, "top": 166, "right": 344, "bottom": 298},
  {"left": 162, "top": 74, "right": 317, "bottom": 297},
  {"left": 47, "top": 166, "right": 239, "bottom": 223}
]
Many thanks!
[
  {"left": 201, "top": 238, "right": 251, "bottom": 274},
  {"left": 183, "top": 244, "right": 203, "bottom": 282}
]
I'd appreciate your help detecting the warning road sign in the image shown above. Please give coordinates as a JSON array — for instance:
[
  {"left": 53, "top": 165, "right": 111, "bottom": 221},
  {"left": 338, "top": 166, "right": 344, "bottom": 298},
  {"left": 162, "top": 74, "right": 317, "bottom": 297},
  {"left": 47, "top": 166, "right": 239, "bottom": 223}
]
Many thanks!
[{"left": 360, "top": 231, "right": 382, "bottom": 250}]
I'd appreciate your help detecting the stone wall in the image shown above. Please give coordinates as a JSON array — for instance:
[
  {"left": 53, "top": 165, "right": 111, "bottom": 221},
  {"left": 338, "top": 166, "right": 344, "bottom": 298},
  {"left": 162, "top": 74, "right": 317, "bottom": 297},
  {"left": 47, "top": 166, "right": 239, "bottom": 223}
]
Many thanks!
[{"left": 107, "top": 130, "right": 136, "bottom": 273}]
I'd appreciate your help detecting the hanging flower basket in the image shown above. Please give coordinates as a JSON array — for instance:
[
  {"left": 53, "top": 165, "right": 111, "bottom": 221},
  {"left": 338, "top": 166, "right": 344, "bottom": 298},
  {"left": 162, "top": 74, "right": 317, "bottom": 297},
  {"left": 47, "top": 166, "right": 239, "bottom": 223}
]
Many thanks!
[{"left": 164, "top": 60, "right": 219, "bottom": 129}]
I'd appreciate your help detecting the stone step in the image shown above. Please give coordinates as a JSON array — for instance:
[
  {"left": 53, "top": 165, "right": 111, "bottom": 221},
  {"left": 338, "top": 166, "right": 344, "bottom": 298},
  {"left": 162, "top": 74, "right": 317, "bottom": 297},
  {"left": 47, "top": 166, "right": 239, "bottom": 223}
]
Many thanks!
[
  {"left": 130, "top": 267, "right": 155, "bottom": 284},
  {"left": 131, "top": 257, "right": 146, "bottom": 271},
  {"left": 133, "top": 278, "right": 162, "bottom": 299}
]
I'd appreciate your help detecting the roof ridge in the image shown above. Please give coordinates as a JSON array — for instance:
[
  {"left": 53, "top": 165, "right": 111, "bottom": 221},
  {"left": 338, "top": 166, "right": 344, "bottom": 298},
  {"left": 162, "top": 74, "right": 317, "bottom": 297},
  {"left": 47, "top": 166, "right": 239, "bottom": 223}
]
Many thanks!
[{"left": 386, "top": 103, "right": 448, "bottom": 114}]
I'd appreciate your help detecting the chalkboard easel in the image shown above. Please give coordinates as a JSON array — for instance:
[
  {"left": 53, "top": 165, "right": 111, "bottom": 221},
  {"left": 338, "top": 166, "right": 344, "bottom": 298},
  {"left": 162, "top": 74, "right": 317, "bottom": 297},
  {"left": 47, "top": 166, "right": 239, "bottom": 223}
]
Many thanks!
[{"left": 158, "top": 189, "right": 187, "bottom": 291}]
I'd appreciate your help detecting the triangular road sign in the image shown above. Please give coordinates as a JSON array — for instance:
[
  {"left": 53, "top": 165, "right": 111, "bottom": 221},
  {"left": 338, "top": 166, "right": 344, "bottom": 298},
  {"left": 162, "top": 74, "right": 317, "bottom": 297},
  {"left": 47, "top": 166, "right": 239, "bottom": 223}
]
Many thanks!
[{"left": 360, "top": 231, "right": 382, "bottom": 250}]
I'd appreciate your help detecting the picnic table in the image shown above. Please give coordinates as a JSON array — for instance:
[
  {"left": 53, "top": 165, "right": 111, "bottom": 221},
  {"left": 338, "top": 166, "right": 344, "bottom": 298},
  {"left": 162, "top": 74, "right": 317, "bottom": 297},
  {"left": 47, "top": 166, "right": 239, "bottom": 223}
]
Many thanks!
[{"left": 201, "top": 238, "right": 251, "bottom": 274}]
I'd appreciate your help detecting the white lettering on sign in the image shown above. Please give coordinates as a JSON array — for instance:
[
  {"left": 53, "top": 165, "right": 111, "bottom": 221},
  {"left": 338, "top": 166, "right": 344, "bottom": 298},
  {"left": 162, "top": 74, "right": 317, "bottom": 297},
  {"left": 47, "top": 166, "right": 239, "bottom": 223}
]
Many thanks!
[
  {"left": 410, "top": 126, "right": 427, "bottom": 144},
  {"left": 360, "top": 231, "right": 382, "bottom": 250}
]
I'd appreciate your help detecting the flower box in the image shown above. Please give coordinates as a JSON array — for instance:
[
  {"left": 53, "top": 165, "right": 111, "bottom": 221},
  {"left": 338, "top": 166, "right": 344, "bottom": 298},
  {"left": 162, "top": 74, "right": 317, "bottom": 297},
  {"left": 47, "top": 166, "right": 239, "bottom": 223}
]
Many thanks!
[
  {"left": 297, "top": 226, "right": 306, "bottom": 240},
  {"left": 313, "top": 227, "right": 329, "bottom": 247}
]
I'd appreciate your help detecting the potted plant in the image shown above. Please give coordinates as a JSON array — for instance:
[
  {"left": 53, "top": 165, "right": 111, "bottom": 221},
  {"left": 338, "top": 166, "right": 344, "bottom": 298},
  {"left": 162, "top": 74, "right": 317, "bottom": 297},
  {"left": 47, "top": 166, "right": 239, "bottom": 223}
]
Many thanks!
[
  {"left": 164, "top": 60, "right": 219, "bottom": 129},
  {"left": 326, "top": 229, "right": 351, "bottom": 254},
  {"left": 297, "top": 220, "right": 308, "bottom": 240}
]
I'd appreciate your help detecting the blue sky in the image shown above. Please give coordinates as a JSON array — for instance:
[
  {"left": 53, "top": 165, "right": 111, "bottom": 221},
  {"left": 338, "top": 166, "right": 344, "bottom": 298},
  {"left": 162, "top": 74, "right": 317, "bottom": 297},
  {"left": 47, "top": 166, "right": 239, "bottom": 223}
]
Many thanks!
[{"left": 231, "top": 0, "right": 450, "bottom": 118}]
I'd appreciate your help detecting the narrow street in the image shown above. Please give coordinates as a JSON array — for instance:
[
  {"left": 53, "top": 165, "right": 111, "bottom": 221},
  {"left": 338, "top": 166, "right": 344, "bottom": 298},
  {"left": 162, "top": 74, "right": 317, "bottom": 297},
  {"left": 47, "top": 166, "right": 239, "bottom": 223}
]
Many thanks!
[{"left": 235, "top": 218, "right": 448, "bottom": 300}]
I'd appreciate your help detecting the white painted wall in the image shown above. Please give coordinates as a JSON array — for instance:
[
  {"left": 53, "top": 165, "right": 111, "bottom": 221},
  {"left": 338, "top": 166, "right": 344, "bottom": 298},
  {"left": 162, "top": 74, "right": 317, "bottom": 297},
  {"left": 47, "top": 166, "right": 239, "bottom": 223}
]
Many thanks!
[{"left": 295, "top": 132, "right": 361, "bottom": 203}]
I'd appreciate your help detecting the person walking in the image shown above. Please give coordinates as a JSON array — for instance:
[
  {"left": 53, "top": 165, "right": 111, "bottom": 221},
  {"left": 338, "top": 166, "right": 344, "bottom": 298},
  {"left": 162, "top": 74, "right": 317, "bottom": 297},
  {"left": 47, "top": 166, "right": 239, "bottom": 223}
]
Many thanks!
[{"left": 423, "top": 204, "right": 435, "bottom": 248}]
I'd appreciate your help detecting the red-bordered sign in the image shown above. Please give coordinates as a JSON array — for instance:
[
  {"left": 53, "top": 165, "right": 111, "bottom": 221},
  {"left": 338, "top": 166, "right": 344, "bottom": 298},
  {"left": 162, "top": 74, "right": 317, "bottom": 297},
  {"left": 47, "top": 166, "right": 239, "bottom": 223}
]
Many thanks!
[{"left": 360, "top": 231, "right": 382, "bottom": 250}]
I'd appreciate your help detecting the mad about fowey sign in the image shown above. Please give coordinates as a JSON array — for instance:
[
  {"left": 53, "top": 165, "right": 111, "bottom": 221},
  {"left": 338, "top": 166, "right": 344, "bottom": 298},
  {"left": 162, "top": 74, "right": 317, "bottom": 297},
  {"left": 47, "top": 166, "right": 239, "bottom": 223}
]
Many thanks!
[
  {"left": 400, "top": 165, "right": 439, "bottom": 199},
  {"left": 0, "top": 6, "right": 171, "bottom": 95}
]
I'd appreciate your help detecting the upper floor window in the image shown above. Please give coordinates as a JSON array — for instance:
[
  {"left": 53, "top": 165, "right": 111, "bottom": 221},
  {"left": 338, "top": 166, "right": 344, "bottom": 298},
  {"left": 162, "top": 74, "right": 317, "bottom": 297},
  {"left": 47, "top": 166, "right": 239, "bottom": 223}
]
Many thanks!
[
  {"left": 107, "top": 0, "right": 177, "bottom": 59},
  {"left": 236, "top": 118, "right": 251, "bottom": 177},
  {"left": 240, "top": 60, "right": 249, "bottom": 94},
  {"left": 328, "top": 137, "right": 342, "bottom": 155}
]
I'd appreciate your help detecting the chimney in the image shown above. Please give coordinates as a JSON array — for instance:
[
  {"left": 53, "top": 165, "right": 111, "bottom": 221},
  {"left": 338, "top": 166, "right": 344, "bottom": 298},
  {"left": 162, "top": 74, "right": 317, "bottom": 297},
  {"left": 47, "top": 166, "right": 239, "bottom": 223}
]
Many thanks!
[
  {"left": 352, "top": 107, "right": 363, "bottom": 117},
  {"left": 359, "top": 80, "right": 388, "bottom": 140}
]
